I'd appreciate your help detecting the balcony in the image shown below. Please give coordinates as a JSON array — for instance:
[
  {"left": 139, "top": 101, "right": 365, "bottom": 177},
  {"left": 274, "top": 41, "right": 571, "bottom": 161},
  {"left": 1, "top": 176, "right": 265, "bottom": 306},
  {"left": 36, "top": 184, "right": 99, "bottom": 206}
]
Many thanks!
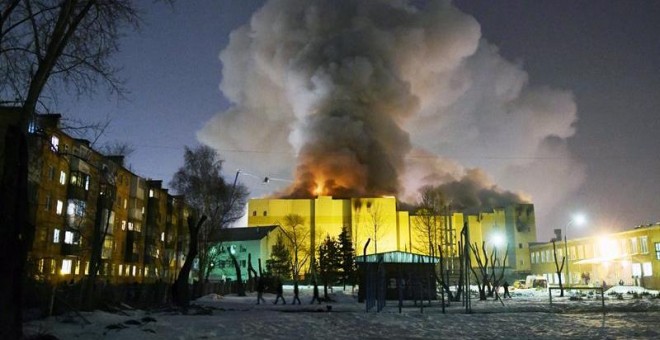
[
  {"left": 128, "top": 208, "right": 143, "bottom": 221},
  {"left": 61, "top": 243, "right": 80, "bottom": 256}
]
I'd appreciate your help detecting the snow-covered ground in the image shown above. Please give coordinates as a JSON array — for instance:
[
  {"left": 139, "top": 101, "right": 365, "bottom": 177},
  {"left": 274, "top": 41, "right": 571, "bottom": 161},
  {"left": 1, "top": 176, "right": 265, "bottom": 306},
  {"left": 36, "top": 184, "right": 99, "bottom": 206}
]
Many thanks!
[{"left": 24, "top": 286, "right": 660, "bottom": 339}]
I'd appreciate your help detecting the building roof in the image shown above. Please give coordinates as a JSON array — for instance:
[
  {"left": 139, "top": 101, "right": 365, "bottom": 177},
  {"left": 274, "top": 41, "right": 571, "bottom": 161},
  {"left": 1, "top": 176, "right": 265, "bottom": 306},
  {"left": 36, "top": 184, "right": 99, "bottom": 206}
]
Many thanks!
[
  {"left": 355, "top": 251, "right": 440, "bottom": 264},
  {"left": 217, "top": 225, "right": 279, "bottom": 242}
]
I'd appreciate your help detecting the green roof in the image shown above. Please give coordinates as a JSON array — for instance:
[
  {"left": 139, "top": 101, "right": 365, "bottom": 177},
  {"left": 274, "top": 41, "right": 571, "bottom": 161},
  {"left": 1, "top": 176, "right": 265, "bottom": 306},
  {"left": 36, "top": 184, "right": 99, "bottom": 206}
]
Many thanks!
[
  {"left": 355, "top": 251, "right": 440, "bottom": 264},
  {"left": 217, "top": 225, "right": 279, "bottom": 242}
]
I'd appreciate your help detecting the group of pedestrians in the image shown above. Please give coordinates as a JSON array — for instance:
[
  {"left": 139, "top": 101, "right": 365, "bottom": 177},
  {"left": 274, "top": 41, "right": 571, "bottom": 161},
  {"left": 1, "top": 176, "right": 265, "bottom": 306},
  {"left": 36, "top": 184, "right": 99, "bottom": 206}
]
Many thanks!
[{"left": 256, "top": 278, "right": 322, "bottom": 305}]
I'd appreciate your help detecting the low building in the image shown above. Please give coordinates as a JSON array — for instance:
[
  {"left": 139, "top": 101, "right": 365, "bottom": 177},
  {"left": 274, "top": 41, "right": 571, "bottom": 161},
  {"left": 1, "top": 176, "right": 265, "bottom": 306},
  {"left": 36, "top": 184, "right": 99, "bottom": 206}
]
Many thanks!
[
  {"left": 530, "top": 224, "right": 660, "bottom": 290},
  {"left": 356, "top": 251, "right": 439, "bottom": 302},
  {"left": 207, "top": 226, "right": 281, "bottom": 282}
]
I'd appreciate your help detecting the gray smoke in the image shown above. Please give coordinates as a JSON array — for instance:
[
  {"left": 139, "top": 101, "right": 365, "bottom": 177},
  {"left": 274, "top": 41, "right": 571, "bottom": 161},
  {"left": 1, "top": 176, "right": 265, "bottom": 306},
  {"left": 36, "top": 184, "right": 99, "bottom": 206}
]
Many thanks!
[{"left": 198, "top": 0, "right": 585, "bottom": 219}]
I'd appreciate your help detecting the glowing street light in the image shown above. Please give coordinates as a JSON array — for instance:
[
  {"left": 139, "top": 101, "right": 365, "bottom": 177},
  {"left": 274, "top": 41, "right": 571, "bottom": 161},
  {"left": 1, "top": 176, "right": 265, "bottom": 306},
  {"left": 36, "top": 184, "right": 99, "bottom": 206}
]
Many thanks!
[
  {"left": 490, "top": 232, "right": 506, "bottom": 249},
  {"left": 564, "top": 213, "right": 587, "bottom": 286}
]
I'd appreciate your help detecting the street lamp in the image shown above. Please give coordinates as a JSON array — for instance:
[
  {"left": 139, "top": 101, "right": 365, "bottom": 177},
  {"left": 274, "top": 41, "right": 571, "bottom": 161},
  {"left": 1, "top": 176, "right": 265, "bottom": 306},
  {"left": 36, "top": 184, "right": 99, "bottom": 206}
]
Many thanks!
[{"left": 564, "top": 213, "right": 587, "bottom": 287}]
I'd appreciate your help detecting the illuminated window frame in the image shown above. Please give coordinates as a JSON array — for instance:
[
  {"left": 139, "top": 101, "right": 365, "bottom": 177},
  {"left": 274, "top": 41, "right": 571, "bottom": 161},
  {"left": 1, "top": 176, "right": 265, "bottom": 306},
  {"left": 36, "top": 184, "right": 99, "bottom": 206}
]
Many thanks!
[
  {"left": 61, "top": 259, "right": 72, "bottom": 275},
  {"left": 51, "top": 136, "right": 59, "bottom": 152},
  {"left": 640, "top": 236, "right": 648, "bottom": 254}
]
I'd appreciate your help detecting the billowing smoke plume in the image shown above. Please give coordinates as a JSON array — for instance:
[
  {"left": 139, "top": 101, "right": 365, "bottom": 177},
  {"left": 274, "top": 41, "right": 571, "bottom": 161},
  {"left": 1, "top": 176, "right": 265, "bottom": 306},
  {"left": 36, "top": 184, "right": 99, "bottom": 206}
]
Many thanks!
[{"left": 198, "top": 0, "right": 585, "bottom": 217}]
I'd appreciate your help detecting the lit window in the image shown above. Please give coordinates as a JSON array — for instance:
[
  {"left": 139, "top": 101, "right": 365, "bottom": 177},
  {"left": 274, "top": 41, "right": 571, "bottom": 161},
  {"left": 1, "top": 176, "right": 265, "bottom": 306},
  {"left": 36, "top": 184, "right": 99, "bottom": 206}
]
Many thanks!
[
  {"left": 38, "top": 259, "right": 45, "bottom": 273},
  {"left": 121, "top": 220, "right": 126, "bottom": 231},
  {"left": 642, "top": 262, "right": 652, "bottom": 277},
  {"left": 85, "top": 176, "right": 90, "bottom": 191},
  {"left": 50, "top": 259, "right": 56, "bottom": 274},
  {"left": 59, "top": 171, "right": 66, "bottom": 185},
  {"left": 53, "top": 228, "right": 60, "bottom": 243},
  {"left": 149, "top": 189, "right": 154, "bottom": 198},
  {"left": 64, "top": 231, "right": 74, "bottom": 244},
  {"left": 61, "top": 259, "right": 72, "bottom": 275},
  {"left": 132, "top": 265, "right": 136, "bottom": 277},
  {"left": 51, "top": 136, "right": 59, "bottom": 152},
  {"left": 128, "top": 222, "right": 133, "bottom": 231},
  {"left": 640, "top": 236, "right": 648, "bottom": 254},
  {"left": 161, "top": 232, "right": 165, "bottom": 242},
  {"left": 74, "top": 261, "right": 80, "bottom": 275},
  {"left": 118, "top": 264, "right": 123, "bottom": 276}
]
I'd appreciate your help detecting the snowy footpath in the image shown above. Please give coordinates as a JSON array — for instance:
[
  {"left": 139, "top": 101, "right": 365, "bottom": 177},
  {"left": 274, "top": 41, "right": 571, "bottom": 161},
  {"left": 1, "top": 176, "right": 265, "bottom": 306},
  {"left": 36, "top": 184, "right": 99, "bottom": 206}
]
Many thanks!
[{"left": 24, "top": 286, "right": 660, "bottom": 339}]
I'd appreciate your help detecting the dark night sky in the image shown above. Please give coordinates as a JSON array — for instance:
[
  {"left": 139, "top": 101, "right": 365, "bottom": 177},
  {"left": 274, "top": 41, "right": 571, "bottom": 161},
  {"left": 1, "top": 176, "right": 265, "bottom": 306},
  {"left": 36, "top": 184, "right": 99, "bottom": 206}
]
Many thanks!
[{"left": 58, "top": 1, "right": 660, "bottom": 241}]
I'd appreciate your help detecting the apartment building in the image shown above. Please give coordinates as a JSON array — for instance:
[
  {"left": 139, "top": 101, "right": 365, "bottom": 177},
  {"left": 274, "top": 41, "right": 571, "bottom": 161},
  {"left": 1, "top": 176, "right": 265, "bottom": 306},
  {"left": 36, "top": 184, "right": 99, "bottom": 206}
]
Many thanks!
[{"left": 27, "top": 114, "right": 189, "bottom": 285}]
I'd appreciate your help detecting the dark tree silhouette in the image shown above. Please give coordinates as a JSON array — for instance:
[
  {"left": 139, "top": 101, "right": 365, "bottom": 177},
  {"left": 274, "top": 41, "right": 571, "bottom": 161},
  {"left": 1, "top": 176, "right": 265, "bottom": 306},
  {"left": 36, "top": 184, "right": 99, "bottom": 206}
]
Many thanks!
[
  {"left": 172, "top": 215, "right": 206, "bottom": 313},
  {"left": 338, "top": 225, "right": 356, "bottom": 289},
  {"left": 318, "top": 234, "right": 341, "bottom": 300},
  {"left": 170, "top": 145, "right": 248, "bottom": 287},
  {"left": 552, "top": 239, "right": 566, "bottom": 297}
]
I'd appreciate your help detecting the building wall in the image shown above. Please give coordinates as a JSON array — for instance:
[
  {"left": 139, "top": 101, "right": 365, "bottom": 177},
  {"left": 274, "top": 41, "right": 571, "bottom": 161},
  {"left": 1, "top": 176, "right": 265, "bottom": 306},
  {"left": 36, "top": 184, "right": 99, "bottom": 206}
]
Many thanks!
[
  {"left": 530, "top": 224, "right": 660, "bottom": 290},
  {"left": 27, "top": 114, "right": 188, "bottom": 285},
  {"left": 247, "top": 196, "right": 536, "bottom": 276}
]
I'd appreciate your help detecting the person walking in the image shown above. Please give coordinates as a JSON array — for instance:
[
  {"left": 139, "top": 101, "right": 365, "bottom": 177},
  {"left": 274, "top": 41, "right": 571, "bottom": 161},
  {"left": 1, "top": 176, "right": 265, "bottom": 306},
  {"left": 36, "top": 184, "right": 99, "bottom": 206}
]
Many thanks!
[
  {"left": 292, "top": 281, "right": 301, "bottom": 305},
  {"left": 256, "top": 277, "right": 266, "bottom": 305},
  {"left": 503, "top": 281, "right": 511, "bottom": 298},
  {"left": 273, "top": 279, "right": 286, "bottom": 305},
  {"left": 310, "top": 279, "right": 322, "bottom": 304}
]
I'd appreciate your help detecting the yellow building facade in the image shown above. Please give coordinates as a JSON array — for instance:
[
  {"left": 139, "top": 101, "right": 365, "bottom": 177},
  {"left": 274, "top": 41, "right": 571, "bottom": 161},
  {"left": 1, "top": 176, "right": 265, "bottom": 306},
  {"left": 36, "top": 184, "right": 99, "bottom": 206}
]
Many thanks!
[
  {"left": 529, "top": 224, "right": 660, "bottom": 290},
  {"left": 247, "top": 196, "right": 536, "bottom": 277}
]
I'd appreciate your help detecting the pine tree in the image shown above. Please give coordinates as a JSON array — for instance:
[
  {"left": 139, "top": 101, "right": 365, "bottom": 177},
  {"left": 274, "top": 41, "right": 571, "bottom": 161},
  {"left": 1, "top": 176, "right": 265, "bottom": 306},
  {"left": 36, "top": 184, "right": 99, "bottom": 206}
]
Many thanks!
[
  {"left": 338, "top": 225, "right": 356, "bottom": 288},
  {"left": 266, "top": 234, "right": 292, "bottom": 280}
]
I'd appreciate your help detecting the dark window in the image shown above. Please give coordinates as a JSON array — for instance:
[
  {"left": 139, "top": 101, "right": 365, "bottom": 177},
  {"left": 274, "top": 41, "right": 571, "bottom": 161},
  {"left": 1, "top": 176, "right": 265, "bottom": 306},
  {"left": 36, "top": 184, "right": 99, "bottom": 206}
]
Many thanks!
[
  {"left": 655, "top": 242, "right": 660, "bottom": 260},
  {"left": 263, "top": 211, "right": 267, "bottom": 216},
  {"left": 519, "top": 243, "right": 523, "bottom": 249},
  {"left": 252, "top": 211, "right": 256, "bottom": 216}
]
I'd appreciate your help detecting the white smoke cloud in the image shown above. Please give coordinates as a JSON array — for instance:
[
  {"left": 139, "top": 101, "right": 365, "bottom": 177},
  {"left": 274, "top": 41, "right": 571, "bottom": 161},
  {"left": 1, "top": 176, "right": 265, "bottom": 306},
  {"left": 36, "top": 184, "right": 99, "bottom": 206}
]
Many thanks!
[{"left": 198, "top": 0, "right": 585, "bottom": 232}]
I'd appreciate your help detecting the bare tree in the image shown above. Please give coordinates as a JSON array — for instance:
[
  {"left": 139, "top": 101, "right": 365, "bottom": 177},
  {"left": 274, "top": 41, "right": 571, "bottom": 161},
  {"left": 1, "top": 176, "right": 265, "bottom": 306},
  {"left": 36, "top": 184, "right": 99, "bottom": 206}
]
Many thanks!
[
  {"left": 468, "top": 241, "right": 509, "bottom": 301},
  {"left": 0, "top": 2, "right": 141, "bottom": 337},
  {"left": 172, "top": 215, "right": 206, "bottom": 312},
  {"left": 169, "top": 145, "right": 248, "bottom": 289},
  {"left": 552, "top": 239, "right": 566, "bottom": 297},
  {"left": 279, "top": 214, "right": 310, "bottom": 281},
  {"left": 413, "top": 186, "right": 445, "bottom": 256},
  {"left": 365, "top": 200, "right": 385, "bottom": 254}
]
